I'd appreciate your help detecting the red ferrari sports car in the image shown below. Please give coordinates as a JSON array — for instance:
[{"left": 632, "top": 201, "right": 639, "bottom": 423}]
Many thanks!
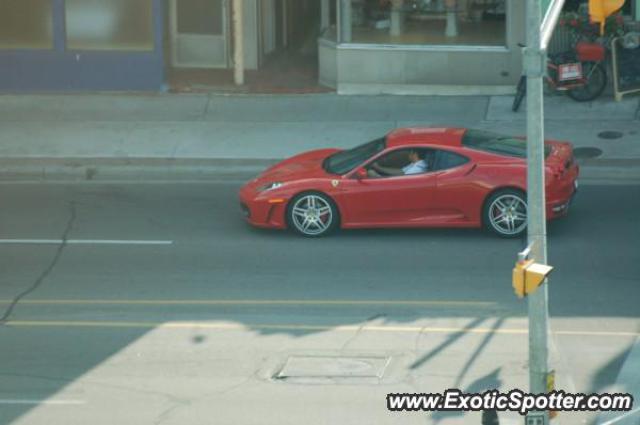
[{"left": 239, "top": 128, "right": 578, "bottom": 238}]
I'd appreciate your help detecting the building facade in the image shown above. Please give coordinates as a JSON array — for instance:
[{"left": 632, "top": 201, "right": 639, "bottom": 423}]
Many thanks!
[
  {"left": 1, "top": 0, "right": 638, "bottom": 92},
  {"left": 318, "top": 0, "right": 527, "bottom": 94},
  {"left": 0, "top": 0, "right": 284, "bottom": 91},
  {"left": 318, "top": 0, "right": 640, "bottom": 94},
  {"left": 0, "top": 0, "right": 165, "bottom": 91}
]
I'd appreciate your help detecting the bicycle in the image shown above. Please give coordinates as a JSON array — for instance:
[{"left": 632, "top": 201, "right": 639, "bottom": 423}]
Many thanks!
[{"left": 512, "top": 40, "right": 608, "bottom": 112}]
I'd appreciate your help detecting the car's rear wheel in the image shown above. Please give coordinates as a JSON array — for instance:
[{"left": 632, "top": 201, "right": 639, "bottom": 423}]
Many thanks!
[
  {"left": 287, "top": 192, "right": 339, "bottom": 237},
  {"left": 484, "top": 189, "right": 527, "bottom": 238}
]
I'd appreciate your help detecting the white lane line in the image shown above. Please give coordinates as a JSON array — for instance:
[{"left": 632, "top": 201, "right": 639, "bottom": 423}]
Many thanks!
[
  {"left": 0, "top": 399, "right": 86, "bottom": 405},
  {"left": 0, "top": 239, "right": 173, "bottom": 245}
]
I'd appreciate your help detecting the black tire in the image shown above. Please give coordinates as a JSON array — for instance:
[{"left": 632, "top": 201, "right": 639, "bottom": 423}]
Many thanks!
[
  {"left": 512, "top": 76, "right": 526, "bottom": 112},
  {"left": 483, "top": 189, "right": 528, "bottom": 238},
  {"left": 286, "top": 191, "right": 339, "bottom": 237},
  {"left": 567, "top": 62, "right": 607, "bottom": 102}
]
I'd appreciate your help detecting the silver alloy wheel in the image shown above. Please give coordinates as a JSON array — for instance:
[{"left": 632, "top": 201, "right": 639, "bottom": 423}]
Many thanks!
[
  {"left": 488, "top": 194, "right": 527, "bottom": 236},
  {"left": 290, "top": 194, "right": 334, "bottom": 236}
]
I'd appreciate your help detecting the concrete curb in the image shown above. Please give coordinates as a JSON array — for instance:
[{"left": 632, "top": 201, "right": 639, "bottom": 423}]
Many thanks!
[
  {"left": 0, "top": 158, "right": 279, "bottom": 182},
  {"left": 0, "top": 157, "right": 638, "bottom": 183}
]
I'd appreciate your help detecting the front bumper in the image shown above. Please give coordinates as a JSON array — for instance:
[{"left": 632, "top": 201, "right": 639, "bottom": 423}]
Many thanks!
[{"left": 238, "top": 186, "right": 288, "bottom": 229}]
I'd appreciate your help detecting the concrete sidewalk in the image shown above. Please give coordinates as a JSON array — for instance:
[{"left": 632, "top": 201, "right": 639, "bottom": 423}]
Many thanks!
[{"left": 0, "top": 93, "right": 638, "bottom": 181}]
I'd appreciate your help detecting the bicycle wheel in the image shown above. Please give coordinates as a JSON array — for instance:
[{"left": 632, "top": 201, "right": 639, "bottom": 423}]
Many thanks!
[
  {"left": 567, "top": 62, "right": 607, "bottom": 102},
  {"left": 512, "top": 76, "right": 526, "bottom": 112}
]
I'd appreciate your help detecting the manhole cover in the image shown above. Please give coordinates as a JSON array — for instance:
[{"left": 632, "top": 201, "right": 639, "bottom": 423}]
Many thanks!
[
  {"left": 597, "top": 131, "right": 623, "bottom": 140},
  {"left": 574, "top": 147, "right": 603, "bottom": 159},
  {"left": 275, "top": 355, "right": 390, "bottom": 379}
]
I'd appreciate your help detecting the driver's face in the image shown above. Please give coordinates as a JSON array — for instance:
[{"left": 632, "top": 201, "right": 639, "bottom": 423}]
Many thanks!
[{"left": 409, "top": 151, "right": 418, "bottom": 162}]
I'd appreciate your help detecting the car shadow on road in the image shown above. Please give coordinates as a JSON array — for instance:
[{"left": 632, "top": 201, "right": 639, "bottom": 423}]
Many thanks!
[{"left": 245, "top": 225, "right": 510, "bottom": 242}]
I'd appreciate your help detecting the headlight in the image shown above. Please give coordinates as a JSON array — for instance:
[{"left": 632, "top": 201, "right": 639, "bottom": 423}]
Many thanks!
[{"left": 257, "top": 182, "right": 284, "bottom": 192}]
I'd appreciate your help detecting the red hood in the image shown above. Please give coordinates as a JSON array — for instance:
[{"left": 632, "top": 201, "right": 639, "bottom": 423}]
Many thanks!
[{"left": 255, "top": 148, "right": 339, "bottom": 183}]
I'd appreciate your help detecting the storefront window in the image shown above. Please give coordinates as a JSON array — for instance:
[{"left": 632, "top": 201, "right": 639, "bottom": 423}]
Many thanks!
[
  {"left": 65, "top": 0, "right": 154, "bottom": 51},
  {"left": 339, "top": 0, "right": 506, "bottom": 46},
  {"left": 177, "top": 0, "right": 224, "bottom": 35},
  {"left": 0, "top": 0, "right": 53, "bottom": 49}
]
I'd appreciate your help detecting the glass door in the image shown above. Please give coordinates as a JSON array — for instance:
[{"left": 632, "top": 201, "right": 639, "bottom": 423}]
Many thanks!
[{"left": 170, "top": 0, "right": 228, "bottom": 68}]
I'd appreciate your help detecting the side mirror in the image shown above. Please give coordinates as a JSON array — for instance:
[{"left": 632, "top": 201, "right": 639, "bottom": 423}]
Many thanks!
[{"left": 354, "top": 167, "right": 368, "bottom": 180}]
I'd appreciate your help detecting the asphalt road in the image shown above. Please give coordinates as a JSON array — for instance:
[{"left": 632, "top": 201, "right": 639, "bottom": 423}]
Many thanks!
[{"left": 0, "top": 180, "right": 638, "bottom": 425}]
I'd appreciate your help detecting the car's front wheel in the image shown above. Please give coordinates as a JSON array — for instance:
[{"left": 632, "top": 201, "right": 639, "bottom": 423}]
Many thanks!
[
  {"left": 484, "top": 189, "right": 528, "bottom": 238},
  {"left": 287, "top": 192, "right": 339, "bottom": 237}
]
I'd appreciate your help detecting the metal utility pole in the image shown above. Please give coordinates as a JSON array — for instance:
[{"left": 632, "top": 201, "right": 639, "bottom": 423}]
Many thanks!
[
  {"left": 524, "top": 0, "right": 549, "bottom": 423},
  {"left": 233, "top": 0, "right": 244, "bottom": 86}
]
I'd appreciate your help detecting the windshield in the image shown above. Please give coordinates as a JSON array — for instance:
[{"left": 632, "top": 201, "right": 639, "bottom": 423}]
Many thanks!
[
  {"left": 323, "top": 137, "right": 386, "bottom": 174},
  {"left": 462, "top": 129, "right": 551, "bottom": 158}
]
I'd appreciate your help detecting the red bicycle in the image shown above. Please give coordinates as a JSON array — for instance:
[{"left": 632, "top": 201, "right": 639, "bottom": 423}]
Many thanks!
[{"left": 512, "top": 41, "right": 608, "bottom": 111}]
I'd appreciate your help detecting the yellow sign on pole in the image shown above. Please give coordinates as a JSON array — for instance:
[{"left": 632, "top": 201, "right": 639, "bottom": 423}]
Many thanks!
[
  {"left": 512, "top": 259, "right": 553, "bottom": 298},
  {"left": 589, "top": 0, "right": 626, "bottom": 34}
]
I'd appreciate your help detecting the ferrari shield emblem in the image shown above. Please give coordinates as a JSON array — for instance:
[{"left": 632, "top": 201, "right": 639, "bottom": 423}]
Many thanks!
[{"left": 331, "top": 179, "right": 339, "bottom": 187}]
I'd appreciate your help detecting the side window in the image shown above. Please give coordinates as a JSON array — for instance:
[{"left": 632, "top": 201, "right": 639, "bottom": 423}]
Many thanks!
[
  {"left": 376, "top": 149, "right": 410, "bottom": 168},
  {"left": 366, "top": 148, "right": 434, "bottom": 178},
  {"left": 434, "top": 150, "right": 470, "bottom": 171}
]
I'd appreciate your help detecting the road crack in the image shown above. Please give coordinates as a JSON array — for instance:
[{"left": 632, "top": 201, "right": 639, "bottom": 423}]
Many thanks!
[{"left": 0, "top": 202, "right": 76, "bottom": 324}]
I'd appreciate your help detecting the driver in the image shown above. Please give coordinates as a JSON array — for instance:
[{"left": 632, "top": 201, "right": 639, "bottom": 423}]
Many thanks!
[{"left": 368, "top": 149, "right": 428, "bottom": 177}]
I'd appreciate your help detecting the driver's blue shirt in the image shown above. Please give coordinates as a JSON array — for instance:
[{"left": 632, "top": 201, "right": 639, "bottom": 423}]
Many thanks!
[{"left": 402, "top": 160, "right": 428, "bottom": 175}]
